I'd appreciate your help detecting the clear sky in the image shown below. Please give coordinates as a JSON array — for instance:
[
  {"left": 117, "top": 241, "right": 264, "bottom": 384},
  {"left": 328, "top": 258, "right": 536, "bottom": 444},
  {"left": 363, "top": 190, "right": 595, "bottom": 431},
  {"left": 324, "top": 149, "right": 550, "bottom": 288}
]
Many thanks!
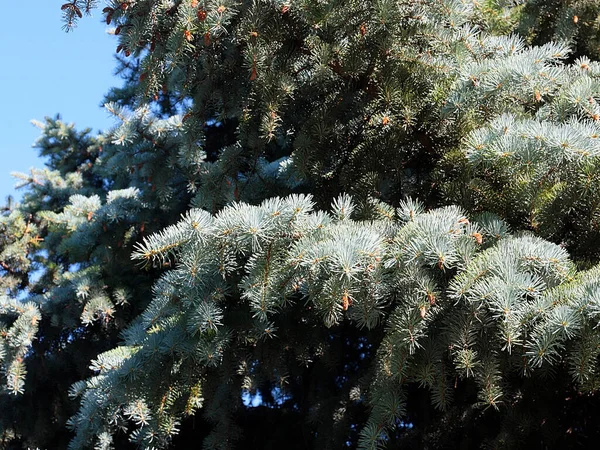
[{"left": 0, "top": 3, "right": 120, "bottom": 202}]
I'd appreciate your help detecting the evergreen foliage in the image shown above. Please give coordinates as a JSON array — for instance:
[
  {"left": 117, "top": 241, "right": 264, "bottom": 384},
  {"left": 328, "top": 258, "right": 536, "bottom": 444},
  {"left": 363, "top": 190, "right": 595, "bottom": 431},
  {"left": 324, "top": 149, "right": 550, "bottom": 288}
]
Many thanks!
[
  {"left": 2, "top": 0, "right": 600, "bottom": 449},
  {"left": 515, "top": 0, "right": 600, "bottom": 60}
]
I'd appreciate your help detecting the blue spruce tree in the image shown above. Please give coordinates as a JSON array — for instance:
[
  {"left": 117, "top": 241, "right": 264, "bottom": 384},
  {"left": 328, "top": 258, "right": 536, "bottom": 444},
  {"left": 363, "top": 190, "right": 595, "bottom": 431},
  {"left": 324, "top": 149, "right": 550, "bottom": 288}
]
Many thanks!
[{"left": 2, "top": 1, "right": 600, "bottom": 449}]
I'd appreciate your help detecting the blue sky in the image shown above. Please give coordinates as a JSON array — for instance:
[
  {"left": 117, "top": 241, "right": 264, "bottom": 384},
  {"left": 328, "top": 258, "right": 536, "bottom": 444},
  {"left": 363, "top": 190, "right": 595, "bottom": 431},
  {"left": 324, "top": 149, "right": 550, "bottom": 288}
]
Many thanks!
[{"left": 0, "top": 4, "right": 120, "bottom": 202}]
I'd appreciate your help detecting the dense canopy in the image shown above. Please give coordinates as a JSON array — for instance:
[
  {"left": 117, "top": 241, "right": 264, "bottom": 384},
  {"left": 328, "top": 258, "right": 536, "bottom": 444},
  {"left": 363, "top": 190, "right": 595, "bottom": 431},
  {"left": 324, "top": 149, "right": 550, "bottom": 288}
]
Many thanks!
[{"left": 2, "top": 1, "right": 600, "bottom": 449}]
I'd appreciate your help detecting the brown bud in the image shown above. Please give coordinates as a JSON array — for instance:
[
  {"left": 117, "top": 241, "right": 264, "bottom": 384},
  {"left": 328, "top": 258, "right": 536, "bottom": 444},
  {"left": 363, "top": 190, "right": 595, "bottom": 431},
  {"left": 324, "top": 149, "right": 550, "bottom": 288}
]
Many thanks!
[
  {"left": 427, "top": 292, "right": 436, "bottom": 305},
  {"left": 342, "top": 291, "right": 352, "bottom": 311}
]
